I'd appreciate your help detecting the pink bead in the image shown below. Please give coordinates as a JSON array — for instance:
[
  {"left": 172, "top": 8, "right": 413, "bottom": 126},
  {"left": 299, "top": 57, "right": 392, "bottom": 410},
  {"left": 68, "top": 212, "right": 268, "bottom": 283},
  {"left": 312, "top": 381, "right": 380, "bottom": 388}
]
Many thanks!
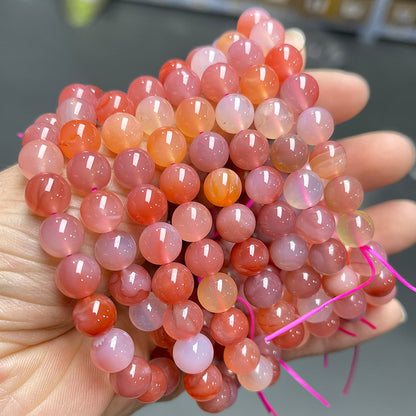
[
  {"left": 173, "top": 333, "right": 214, "bottom": 374},
  {"left": 96, "top": 91, "right": 135, "bottom": 125},
  {"left": 280, "top": 73, "right": 319, "bottom": 113},
  {"left": 333, "top": 290, "right": 367, "bottom": 320},
  {"left": 150, "top": 357, "right": 180, "bottom": 396},
  {"left": 245, "top": 166, "right": 283, "bottom": 204},
  {"left": 237, "top": 355, "right": 274, "bottom": 392},
  {"left": 185, "top": 239, "right": 224, "bottom": 278},
  {"left": 308, "top": 238, "right": 348, "bottom": 275},
  {"left": 254, "top": 98, "right": 294, "bottom": 139},
  {"left": 270, "top": 233, "right": 308, "bottom": 271},
  {"left": 113, "top": 148, "right": 155, "bottom": 189},
  {"left": 284, "top": 265, "right": 321, "bottom": 299},
  {"left": 109, "top": 264, "right": 151, "bottom": 306},
  {"left": 58, "top": 83, "right": 98, "bottom": 106},
  {"left": 322, "top": 265, "right": 360, "bottom": 297},
  {"left": 35, "top": 113, "right": 59, "bottom": 127},
  {"left": 18, "top": 139, "right": 64, "bottom": 179},
  {"left": 90, "top": 328, "right": 135, "bottom": 373},
  {"left": 127, "top": 76, "right": 166, "bottom": 108},
  {"left": 349, "top": 240, "right": 387, "bottom": 276},
  {"left": 86, "top": 85, "right": 104, "bottom": 100},
  {"left": 66, "top": 151, "right": 111, "bottom": 193},
  {"left": 94, "top": 231, "right": 137, "bottom": 271},
  {"left": 56, "top": 97, "right": 96, "bottom": 126},
  {"left": 55, "top": 254, "right": 101, "bottom": 298},
  {"left": 297, "top": 289, "right": 333, "bottom": 323},
  {"left": 189, "top": 132, "right": 229, "bottom": 172},
  {"left": 226, "top": 39, "right": 264, "bottom": 76},
  {"left": 163, "top": 68, "right": 201, "bottom": 106},
  {"left": 129, "top": 292, "right": 167, "bottom": 331},
  {"left": 215, "top": 94, "right": 254, "bottom": 134},
  {"left": 257, "top": 200, "right": 296, "bottom": 238},
  {"left": 25, "top": 172, "right": 71, "bottom": 216},
  {"left": 249, "top": 18, "right": 285, "bottom": 54},
  {"left": 191, "top": 46, "right": 227, "bottom": 78},
  {"left": 139, "top": 222, "right": 182, "bottom": 265},
  {"left": 22, "top": 122, "right": 59, "bottom": 146},
  {"left": 39, "top": 213, "right": 84, "bottom": 257},
  {"left": 296, "top": 107, "right": 334, "bottom": 145},
  {"left": 80, "top": 190, "right": 123, "bottom": 233},
  {"left": 237, "top": 8, "right": 271, "bottom": 37}
]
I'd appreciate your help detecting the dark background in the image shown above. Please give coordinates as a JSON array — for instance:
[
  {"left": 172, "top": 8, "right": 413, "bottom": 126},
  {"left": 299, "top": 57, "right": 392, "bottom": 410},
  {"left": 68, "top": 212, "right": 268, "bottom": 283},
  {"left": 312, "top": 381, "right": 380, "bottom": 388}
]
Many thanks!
[{"left": 0, "top": 1, "right": 415, "bottom": 415}]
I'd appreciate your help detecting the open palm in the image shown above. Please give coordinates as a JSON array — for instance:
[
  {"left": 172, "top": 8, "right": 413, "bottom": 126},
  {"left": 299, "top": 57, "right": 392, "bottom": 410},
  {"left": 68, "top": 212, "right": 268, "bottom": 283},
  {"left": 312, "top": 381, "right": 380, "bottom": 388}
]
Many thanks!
[{"left": 0, "top": 70, "right": 415, "bottom": 416}]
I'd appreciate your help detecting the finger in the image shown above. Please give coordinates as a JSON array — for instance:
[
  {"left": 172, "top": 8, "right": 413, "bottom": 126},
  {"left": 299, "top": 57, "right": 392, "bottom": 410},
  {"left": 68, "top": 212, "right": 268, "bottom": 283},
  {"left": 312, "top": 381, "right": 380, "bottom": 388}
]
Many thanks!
[
  {"left": 340, "top": 131, "right": 415, "bottom": 191},
  {"left": 306, "top": 69, "right": 370, "bottom": 124}
]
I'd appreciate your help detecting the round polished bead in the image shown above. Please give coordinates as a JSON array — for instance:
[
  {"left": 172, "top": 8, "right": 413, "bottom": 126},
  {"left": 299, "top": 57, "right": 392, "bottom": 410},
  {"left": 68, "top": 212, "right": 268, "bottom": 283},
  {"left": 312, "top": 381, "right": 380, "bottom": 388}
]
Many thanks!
[
  {"left": 284, "top": 264, "right": 321, "bottom": 299},
  {"left": 35, "top": 112, "right": 59, "bottom": 127},
  {"left": 139, "top": 222, "right": 182, "bottom": 265},
  {"left": 90, "top": 328, "right": 135, "bottom": 373},
  {"left": 185, "top": 239, "right": 224, "bottom": 278},
  {"left": 308, "top": 238, "right": 348, "bottom": 275},
  {"left": 237, "top": 8, "right": 270, "bottom": 37},
  {"left": 297, "top": 289, "right": 333, "bottom": 323},
  {"left": 216, "top": 203, "right": 255, "bottom": 242},
  {"left": 227, "top": 39, "right": 264, "bottom": 76},
  {"left": 230, "top": 238, "right": 269, "bottom": 276},
  {"left": 249, "top": 18, "right": 285, "bottom": 54},
  {"left": 94, "top": 231, "right": 137, "bottom": 271},
  {"left": 271, "top": 322, "right": 305, "bottom": 350},
  {"left": 197, "top": 376, "right": 233, "bottom": 413},
  {"left": 349, "top": 240, "right": 387, "bottom": 276},
  {"left": 280, "top": 73, "right": 319, "bottom": 113},
  {"left": 184, "top": 364, "right": 223, "bottom": 402},
  {"left": 336, "top": 210, "right": 374, "bottom": 248},
  {"left": 109, "top": 264, "right": 151, "bottom": 306},
  {"left": 284, "top": 28, "right": 306, "bottom": 52},
  {"left": 56, "top": 97, "right": 96, "bottom": 126},
  {"left": 39, "top": 213, "right": 84, "bottom": 257},
  {"left": 265, "top": 44, "right": 303, "bottom": 82},
  {"left": 96, "top": 90, "right": 135, "bottom": 125},
  {"left": 191, "top": 46, "right": 227, "bottom": 78},
  {"left": 366, "top": 286, "right": 397, "bottom": 306},
  {"left": 210, "top": 308, "right": 249, "bottom": 346},
  {"left": 306, "top": 312, "right": 340, "bottom": 338},
  {"left": 363, "top": 267, "right": 396, "bottom": 297},
  {"left": 87, "top": 85, "right": 104, "bottom": 100},
  {"left": 55, "top": 254, "right": 101, "bottom": 299},
  {"left": 270, "top": 134, "right": 309, "bottom": 172},
  {"left": 237, "top": 355, "right": 274, "bottom": 392},
  {"left": 309, "top": 141, "right": 347, "bottom": 179},
  {"left": 200, "top": 63, "right": 239, "bottom": 102},
  {"left": 22, "top": 122, "right": 59, "bottom": 146},
  {"left": 254, "top": 98, "right": 294, "bottom": 139},
  {"left": 257, "top": 200, "right": 296, "bottom": 238},
  {"left": 297, "top": 107, "right": 334, "bottom": 145},
  {"left": 129, "top": 292, "right": 167, "bottom": 332},
  {"left": 270, "top": 233, "right": 308, "bottom": 271},
  {"left": 149, "top": 357, "right": 181, "bottom": 396},
  {"left": 66, "top": 151, "right": 111, "bottom": 193},
  {"left": 322, "top": 265, "right": 360, "bottom": 297},
  {"left": 136, "top": 364, "right": 168, "bottom": 403},
  {"left": 245, "top": 166, "right": 283, "bottom": 204},
  {"left": 25, "top": 172, "right": 71, "bottom": 216},
  {"left": 254, "top": 334, "right": 282, "bottom": 361},
  {"left": 101, "top": 113, "right": 143, "bottom": 155},
  {"left": 324, "top": 175, "right": 364, "bottom": 214},
  {"left": 257, "top": 300, "right": 296, "bottom": 334},
  {"left": 127, "top": 184, "right": 167, "bottom": 225},
  {"left": 158, "top": 59, "right": 188, "bottom": 84},
  {"left": 113, "top": 148, "right": 155, "bottom": 189},
  {"left": 164, "top": 68, "right": 201, "bottom": 106},
  {"left": 223, "top": 338, "right": 260, "bottom": 375},
  {"left": 136, "top": 95, "right": 175, "bottom": 135},
  {"left": 215, "top": 94, "right": 254, "bottom": 134},
  {"left": 217, "top": 30, "right": 247, "bottom": 54},
  {"left": 204, "top": 168, "right": 242, "bottom": 207},
  {"left": 58, "top": 83, "right": 98, "bottom": 106},
  {"left": 333, "top": 290, "right": 367, "bottom": 320},
  {"left": 127, "top": 76, "right": 166, "bottom": 108},
  {"left": 73, "top": 294, "right": 117, "bottom": 336}
]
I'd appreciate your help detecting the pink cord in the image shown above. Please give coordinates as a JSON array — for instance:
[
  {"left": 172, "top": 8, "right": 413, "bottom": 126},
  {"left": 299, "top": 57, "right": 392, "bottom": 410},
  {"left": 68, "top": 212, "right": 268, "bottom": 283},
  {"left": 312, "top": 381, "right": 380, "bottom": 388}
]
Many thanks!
[
  {"left": 246, "top": 199, "right": 255, "bottom": 208},
  {"left": 342, "top": 346, "right": 360, "bottom": 396},
  {"left": 360, "top": 318, "right": 377, "bottom": 330},
  {"left": 17, "top": 132, "right": 23, "bottom": 138},
  {"left": 323, "top": 353, "right": 329, "bottom": 368},
  {"left": 236, "top": 296, "right": 256, "bottom": 340},
  {"left": 338, "top": 327, "right": 357, "bottom": 337},
  {"left": 257, "top": 392, "right": 278, "bottom": 416}
]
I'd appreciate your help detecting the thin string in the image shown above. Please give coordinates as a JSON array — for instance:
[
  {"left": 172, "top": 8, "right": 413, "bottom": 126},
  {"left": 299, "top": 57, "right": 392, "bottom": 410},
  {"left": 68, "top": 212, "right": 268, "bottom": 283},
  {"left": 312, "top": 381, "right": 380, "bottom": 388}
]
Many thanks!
[
  {"left": 257, "top": 391, "right": 278, "bottom": 416},
  {"left": 342, "top": 346, "right": 360, "bottom": 396},
  {"left": 17, "top": 133, "right": 23, "bottom": 138},
  {"left": 323, "top": 353, "right": 329, "bottom": 368},
  {"left": 338, "top": 327, "right": 357, "bottom": 337},
  {"left": 236, "top": 296, "right": 256, "bottom": 340},
  {"left": 360, "top": 318, "right": 377, "bottom": 330}
]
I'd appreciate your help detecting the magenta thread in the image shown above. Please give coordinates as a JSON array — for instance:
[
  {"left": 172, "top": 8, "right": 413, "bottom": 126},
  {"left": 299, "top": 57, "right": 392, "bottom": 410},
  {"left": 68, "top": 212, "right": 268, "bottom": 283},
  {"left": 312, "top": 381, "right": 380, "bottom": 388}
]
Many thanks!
[
  {"left": 257, "top": 391, "right": 278, "bottom": 416},
  {"left": 342, "top": 346, "right": 360, "bottom": 395},
  {"left": 323, "top": 353, "right": 329, "bottom": 368},
  {"left": 360, "top": 318, "right": 377, "bottom": 329},
  {"left": 236, "top": 296, "right": 256, "bottom": 340},
  {"left": 17, "top": 132, "right": 23, "bottom": 138},
  {"left": 338, "top": 327, "right": 357, "bottom": 337}
]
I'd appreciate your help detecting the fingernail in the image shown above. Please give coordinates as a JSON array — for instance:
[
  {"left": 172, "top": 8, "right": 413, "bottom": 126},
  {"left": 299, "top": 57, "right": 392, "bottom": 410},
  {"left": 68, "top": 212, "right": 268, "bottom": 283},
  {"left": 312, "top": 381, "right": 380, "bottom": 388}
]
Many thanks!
[{"left": 398, "top": 300, "right": 408, "bottom": 324}]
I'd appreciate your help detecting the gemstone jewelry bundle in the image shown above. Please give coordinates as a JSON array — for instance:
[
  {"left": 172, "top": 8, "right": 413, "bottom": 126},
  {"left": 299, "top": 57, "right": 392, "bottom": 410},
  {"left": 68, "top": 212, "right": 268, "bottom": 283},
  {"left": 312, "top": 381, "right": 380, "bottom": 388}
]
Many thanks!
[{"left": 17, "top": 7, "right": 409, "bottom": 414}]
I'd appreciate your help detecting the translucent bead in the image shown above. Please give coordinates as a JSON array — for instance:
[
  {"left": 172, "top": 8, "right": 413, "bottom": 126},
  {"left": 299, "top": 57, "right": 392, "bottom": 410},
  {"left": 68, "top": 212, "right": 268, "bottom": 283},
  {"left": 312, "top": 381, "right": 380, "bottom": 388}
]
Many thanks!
[
  {"left": 147, "top": 126, "right": 187, "bottom": 167},
  {"left": 80, "top": 190, "right": 123, "bottom": 233},
  {"left": 204, "top": 169, "right": 242, "bottom": 207},
  {"left": 306, "top": 312, "right": 340, "bottom": 338},
  {"left": 126, "top": 184, "right": 167, "bottom": 225},
  {"left": 253, "top": 334, "right": 282, "bottom": 362},
  {"left": 240, "top": 64, "right": 279, "bottom": 105},
  {"left": 25, "top": 172, "right": 71, "bottom": 216},
  {"left": 172, "top": 202, "right": 212, "bottom": 242},
  {"left": 73, "top": 294, "right": 117, "bottom": 336},
  {"left": 209, "top": 307, "right": 249, "bottom": 346},
  {"left": 39, "top": 213, "right": 84, "bottom": 257},
  {"left": 349, "top": 240, "right": 387, "bottom": 276},
  {"left": 297, "top": 289, "right": 333, "bottom": 323},
  {"left": 229, "top": 129, "right": 269, "bottom": 170},
  {"left": 197, "top": 273, "right": 238, "bottom": 313},
  {"left": 258, "top": 300, "right": 295, "bottom": 333},
  {"left": 129, "top": 292, "right": 167, "bottom": 331},
  {"left": 35, "top": 112, "right": 59, "bottom": 127},
  {"left": 163, "top": 300, "right": 203, "bottom": 340},
  {"left": 283, "top": 169, "right": 324, "bottom": 209},
  {"left": 139, "top": 222, "right": 182, "bottom": 265},
  {"left": 324, "top": 175, "right": 364, "bottom": 214},
  {"left": 237, "top": 355, "right": 274, "bottom": 391},
  {"left": 159, "top": 163, "right": 200, "bottom": 204},
  {"left": 96, "top": 90, "right": 135, "bottom": 125},
  {"left": 127, "top": 76, "right": 166, "bottom": 108},
  {"left": 215, "top": 93, "right": 254, "bottom": 134},
  {"left": 257, "top": 200, "right": 296, "bottom": 238},
  {"left": 197, "top": 375, "right": 233, "bottom": 412},
  {"left": 94, "top": 231, "right": 137, "bottom": 271},
  {"left": 55, "top": 254, "right": 101, "bottom": 299},
  {"left": 164, "top": 67, "right": 201, "bottom": 106},
  {"left": 336, "top": 210, "right": 374, "bottom": 248},
  {"left": 184, "top": 364, "right": 223, "bottom": 401},
  {"left": 113, "top": 148, "right": 155, "bottom": 189},
  {"left": 191, "top": 46, "right": 227, "bottom": 78},
  {"left": 86, "top": 85, "right": 104, "bottom": 100},
  {"left": 19, "top": 139, "right": 64, "bottom": 179},
  {"left": 223, "top": 338, "right": 260, "bottom": 375},
  {"left": 237, "top": 8, "right": 270, "bottom": 37},
  {"left": 66, "top": 151, "right": 111, "bottom": 193},
  {"left": 56, "top": 97, "right": 96, "bottom": 126},
  {"left": 217, "top": 30, "right": 247, "bottom": 54},
  {"left": 280, "top": 73, "right": 319, "bottom": 113},
  {"left": 101, "top": 113, "right": 143, "bottom": 155},
  {"left": 173, "top": 333, "right": 214, "bottom": 374},
  {"left": 322, "top": 265, "right": 360, "bottom": 297},
  {"left": 90, "top": 328, "right": 135, "bottom": 373},
  {"left": 228, "top": 39, "right": 265, "bottom": 77},
  {"left": 149, "top": 326, "right": 176, "bottom": 349},
  {"left": 308, "top": 238, "right": 348, "bottom": 275},
  {"left": 22, "top": 122, "right": 59, "bottom": 146},
  {"left": 230, "top": 237, "right": 269, "bottom": 276},
  {"left": 333, "top": 289, "right": 367, "bottom": 320},
  {"left": 245, "top": 166, "right": 283, "bottom": 204},
  {"left": 200, "top": 63, "right": 239, "bottom": 103},
  {"left": 297, "top": 107, "right": 334, "bottom": 145},
  {"left": 110, "top": 356, "right": 152, "bottom": 398},
  {"left": 254, "top": 98, "right": 294, "bottom": 139},
  {"left": 363, "top": 267, "right": 396, "bottom": 297},
  {"left": 149, "top": 357, "right": 181, "bottom": 396},
  {"left": 249, "top": 18, "right": 285, "bottom": 54},
  {"left": 135, "top": 95, "right": 175, "bottom": 135},
  {"left": 284, "top": 28, "right": 306, "bottom": 52},
  {"left": 270, "top": 133, "right": 308, "bottom": 173},
  {"left": 366, "top": 286, "right": 397, "bottom": 306},
  {"left": 309, "top": 141, "right": 347, "bottom": 179},
  {"left": 185, "top": 239, "right": 224, "bottom": 278},
  {"left": 158, "top": 59, "right": 188, "bottom": 84},
  {"left": 109, "top": 264, "right": 151, "bottom": 306},
  {"left": 189, "top": 132, "right": 229, "bottom": 172},
  {"left": 136, "top": 364, "right": 167, "bottom": 403},
  {"left": 216, "top": 203, "right": 255, "bottom": 242},
  {"left": 244, "top": 265, "right": 282, "bottom": 308},
  {"left": 58, "top": 83, "right": 98, "bottom": 106},
  {"left": 284, "top": 265, "right": 321, "bottom": 298},
  {"left": 270, "top": 233, "right": 308, "bottom": 271},
  {"left": 265, "top": 44, "right": 303, "bottom": 82}
]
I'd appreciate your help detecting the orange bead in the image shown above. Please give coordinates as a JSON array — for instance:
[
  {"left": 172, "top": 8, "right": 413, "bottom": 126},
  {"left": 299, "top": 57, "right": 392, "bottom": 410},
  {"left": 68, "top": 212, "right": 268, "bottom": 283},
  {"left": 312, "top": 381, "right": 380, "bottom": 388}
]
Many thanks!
[
  {"left": 101, "top": 113, "right": 143, "bottom": 154},
  {"left": 175, "top": 97, "right": 215, "bottom": 138},
  {"left": 203, "top": 168, "right": 242, "bottom": 207},
  {"left": 223, "top": 338, "right": 260, "bottom": 375},
  {"left": 59, "top": 120, "right": 101, "bottom": 158},
  {"left": 216, "top": 30, "right": 246, "bottom": 55},
  {"left": 147, "top": 127, "right": 187, "bottom": 167}
]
